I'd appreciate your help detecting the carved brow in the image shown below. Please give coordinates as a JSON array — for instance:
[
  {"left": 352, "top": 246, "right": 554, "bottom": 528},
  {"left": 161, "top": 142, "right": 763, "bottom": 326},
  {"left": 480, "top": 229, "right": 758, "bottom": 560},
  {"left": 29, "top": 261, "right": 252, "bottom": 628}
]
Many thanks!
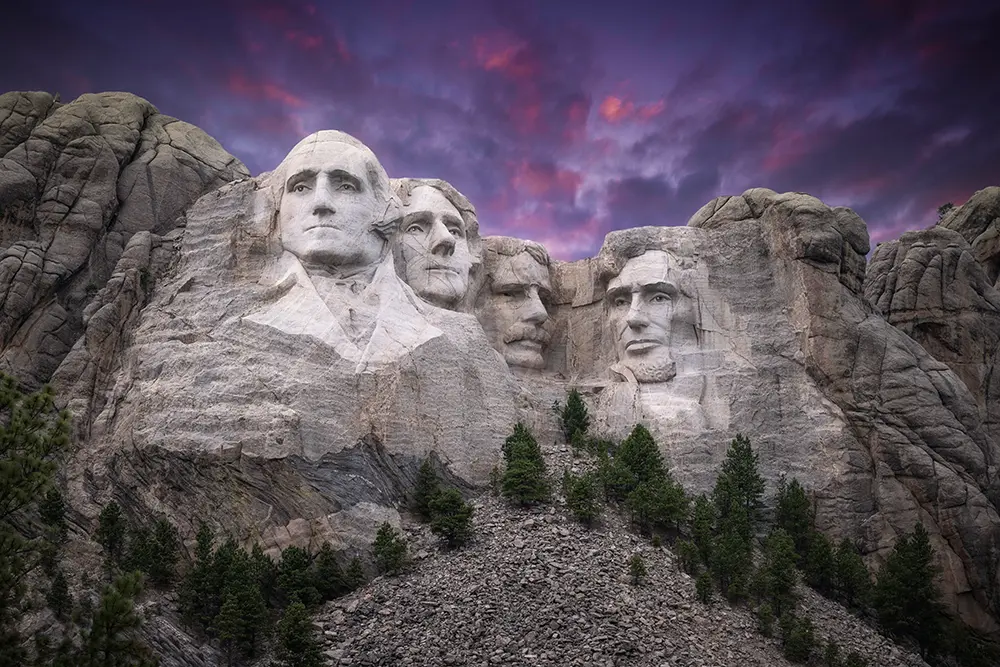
[
  {"left": 640, "top": 281, "right": 677, "bottom": 297},
  {"left": 285, "top": 169, "right": 317, "bottom": 192},
  {"left": 326, "top": 169, "right": 363, "bottom": 191},
  {"left": 605, "top": 286, "right": 633, "bottom": 302},
  {"left": 401, "top": 211, "right": 432, "bottom": 228}
]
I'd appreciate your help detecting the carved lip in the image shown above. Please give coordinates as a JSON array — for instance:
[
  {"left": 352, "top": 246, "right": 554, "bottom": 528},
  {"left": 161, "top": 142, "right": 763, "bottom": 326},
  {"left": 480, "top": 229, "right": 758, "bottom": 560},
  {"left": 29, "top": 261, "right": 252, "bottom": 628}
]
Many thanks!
[
  {"left": 426, "top": 265, "right": 460, "bottom": 275},
  {"left": 624, "top": 338, "right": 663, "bottom": 352},
  {"left": 508, "top": 339, "right": 544, "bottom": 351}
]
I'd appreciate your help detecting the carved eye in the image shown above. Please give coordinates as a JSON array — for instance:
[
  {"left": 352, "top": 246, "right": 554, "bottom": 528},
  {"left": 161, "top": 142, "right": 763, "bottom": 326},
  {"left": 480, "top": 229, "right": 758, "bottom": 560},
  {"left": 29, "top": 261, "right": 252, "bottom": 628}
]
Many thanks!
[
  {"left": 498, "top": 289, "right": 521, "bottom": 298},
  {"left": 448, "top": 226, "right": 464, "bottom": 239},
  {"left": 613, "top": 296, "right": 629, "bottom": 307},
  {"left": 650, "top": 293, "right": 670, "bottom": 304},
  {"left": 406, "top": 223, "right": 424, "bottom": 234},
  {"left": 337, "top": 181, "right": 357, "bottom": 192},
  {"left": 291, "top": 183, "right": 309, "bottom": 193}
]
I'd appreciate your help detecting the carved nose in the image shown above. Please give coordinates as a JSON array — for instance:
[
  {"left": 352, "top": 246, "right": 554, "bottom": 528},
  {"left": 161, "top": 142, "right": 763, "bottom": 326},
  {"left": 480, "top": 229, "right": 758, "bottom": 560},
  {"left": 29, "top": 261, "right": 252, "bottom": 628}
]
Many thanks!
[
  {"left": 523, "top": 288, "right": 548, "bottom": 324},
  {"left": 429, "top": 220, "right": 456, "bottom": 256},
  {"left": 625, "top": 300, "right": 649, "bottom": 328}
]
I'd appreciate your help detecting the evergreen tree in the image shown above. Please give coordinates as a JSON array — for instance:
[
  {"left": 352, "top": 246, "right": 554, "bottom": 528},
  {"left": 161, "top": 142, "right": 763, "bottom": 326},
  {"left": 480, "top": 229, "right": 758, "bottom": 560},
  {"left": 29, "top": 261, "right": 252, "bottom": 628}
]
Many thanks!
[
  {"left": 675, "top": 539, "right": 700, "bottom": 576},
  {"left": 46, "top": 569, "right": 72, "bottom": 621},
  {"left": 274, "top": 601, "right": 323, "bottom": 667},
  {"left": 179, "top": 523, "right": 216, "bottom": 630},
  {"left": 561, "top": 389, "right": 590, "bottom": 444},
  {"left": 598, "top": 454, "right": 639, "bottom": 503},
  {"left": 628, "top": 553, "right": 647, "bottom": 586},
  {"left": 412, "top": 458, "right": 441, "bottom": 522},
  {"left": 873, "top": 523, "right": 945, "bottom": 659},
  {"left": 502, "top": 423, "right": 540, "bottom": 464},
  {"left": 429, "top": 488, "right": 474, "bottom": 548},
  {"left": 125, "top": 524, "right": 154, "bottom": 577},
  {"left": 775, "top": 476, "right": 812, "bottom": 556},
  {"left": 833, "top": 538, "right": 870, "bottom": 608},
  {"left": 313, "top": 543, "right": 346, "bottom": 601},
  {"left": 711, "top": 497, "right": 753, "bottom": 602},
  {"left": 372, "top": 522, "right": 408, "bottom": 575},
  {"left": 214, "top": 551, "right": 269, "bottom": 663},
  {"left": 562, "top": 470, "right": 602, "bottom": 527},
  {"left": 345, "top": 557, "right": 366, "bottom": 590},
  {"left": 803, "top": 531, "right": 836, "bottom": 595},
  {"left": 39, "top": 488, "right": 67, "bottom": 542},
  {"left": 148, "top": 517, "right": 179, "bottom": 588},
  {"left": 690, "top": 493, "right": 717, "bottom": 569},
  {"left": 752, "top": 528, "right": 799, "bottom": 618},
  {"left": 695, "top": 570, "right": 713, "bottom": 603},
  {"left": 79, "top": 571, "right": 157, "bottom": 667},
  {"left": 712, "top": 433, "right": 765, "bottom": 540},
  {"left": 615, "top": 424, "right": 664, "bottom": 484},
  {"left": 500, "top": 424, "right": 549, "bottom": 506},
  {"left": 780, "top": 613, "right": 816, "bottom": 663},
  {"left": 626, "top": 474, "right": 689, "bottom": 535},
  {"left": 96, "top": 502, "right": 128, "bottom": 572},
  {"left": 249, "top": 542, "right": 278, "bottom": 604},
  {"left": 277, "top": 546, "right": 320, "bottom": 606},
  {"left": 0, "top": 375, "right": 70, "bottom": 667}
]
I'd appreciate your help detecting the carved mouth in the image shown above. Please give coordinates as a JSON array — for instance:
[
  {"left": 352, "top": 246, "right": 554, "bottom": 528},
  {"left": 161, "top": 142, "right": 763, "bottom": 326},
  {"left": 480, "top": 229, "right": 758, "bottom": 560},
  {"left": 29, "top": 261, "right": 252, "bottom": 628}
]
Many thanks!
[
  {"left": 624, "top": 339, "right": 663, "bottom": 353},
  {"left": 427, "top": 265, "right": 460, "bottom": 275},
  {"left": 508, "top": 339, "right": 544, "bottom": 352}
]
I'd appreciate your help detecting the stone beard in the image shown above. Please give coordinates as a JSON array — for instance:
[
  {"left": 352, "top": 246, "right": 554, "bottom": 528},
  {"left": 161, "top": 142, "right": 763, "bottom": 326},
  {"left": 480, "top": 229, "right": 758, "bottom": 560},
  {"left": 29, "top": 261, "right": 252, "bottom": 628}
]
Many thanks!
[
  {"left": 394, "top": 183, "right": 474, "bottom": 310},
  {"left": 605, "top": 250, "right": 680, "bottom": 383},
  {"left": 475, "top": 247, "right": 552, "bottom": 370}
]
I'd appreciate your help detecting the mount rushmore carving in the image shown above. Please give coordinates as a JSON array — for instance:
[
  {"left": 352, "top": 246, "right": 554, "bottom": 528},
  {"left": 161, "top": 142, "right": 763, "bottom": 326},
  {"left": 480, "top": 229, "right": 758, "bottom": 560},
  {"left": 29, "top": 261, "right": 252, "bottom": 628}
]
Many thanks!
[{"left": 2, "top": 92, "right": 1000, "bottom": 632}]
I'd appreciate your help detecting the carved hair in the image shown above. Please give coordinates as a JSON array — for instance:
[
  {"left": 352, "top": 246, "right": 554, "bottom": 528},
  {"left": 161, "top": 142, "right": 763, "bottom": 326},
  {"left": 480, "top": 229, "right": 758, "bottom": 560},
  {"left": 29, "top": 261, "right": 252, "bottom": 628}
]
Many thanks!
[
  {"left": 596, "top": 230, "right": 696, "bottom": 298},
  {"left": 481, "top": 236, "right": 551, "bottom": 274},
  {"left": 270, "top": 130, "right": 402, "bottom": 239}
]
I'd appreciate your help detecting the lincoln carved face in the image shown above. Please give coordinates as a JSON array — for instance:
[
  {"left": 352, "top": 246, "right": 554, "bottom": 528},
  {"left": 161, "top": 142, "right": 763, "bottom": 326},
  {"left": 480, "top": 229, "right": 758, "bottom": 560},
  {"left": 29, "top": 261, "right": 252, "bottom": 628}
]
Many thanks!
[
  {"left": 396, "top": 185, "right": 474, "bottom": 309},
  {"left": 276, "top": 132, "right": 390, "bottom": 273},
  {"left": 475, "top": 245, "right": 552, "bottom": 370},
  {"left": 606, "top": 250, "right": 678, "bottom": 383}
]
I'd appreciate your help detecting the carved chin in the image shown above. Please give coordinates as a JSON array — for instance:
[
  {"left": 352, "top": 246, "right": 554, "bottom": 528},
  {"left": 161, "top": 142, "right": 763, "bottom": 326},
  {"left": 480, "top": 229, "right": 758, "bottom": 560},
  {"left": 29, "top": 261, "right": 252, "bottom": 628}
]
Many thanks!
[
  {"left": 503, "top": 340, "right": 546, "bottom": 369},
  {"left": 624, "top": 356, "right": 677, "bottom": 383}
]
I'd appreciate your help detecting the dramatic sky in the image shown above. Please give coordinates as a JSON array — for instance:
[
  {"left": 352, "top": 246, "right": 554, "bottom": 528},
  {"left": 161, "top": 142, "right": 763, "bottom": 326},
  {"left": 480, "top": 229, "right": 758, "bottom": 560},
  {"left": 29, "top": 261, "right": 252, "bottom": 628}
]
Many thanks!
[{"left": 4, "top": 0, "right": 998, "bottom": 259}]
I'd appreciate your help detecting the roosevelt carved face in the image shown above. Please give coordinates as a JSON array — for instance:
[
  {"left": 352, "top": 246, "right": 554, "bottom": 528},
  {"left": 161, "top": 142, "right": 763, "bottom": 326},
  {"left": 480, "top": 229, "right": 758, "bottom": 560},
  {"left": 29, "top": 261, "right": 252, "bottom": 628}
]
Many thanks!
[
  {"left": 476, "top": 250, "right": 551, "bottom": 370},
  {"left": 606, "top": 250, "right": 678, "bottom": 383},
  {"left": 397, "top": 185, "right": 473, "bottom": 309},
  {"left": 277, "top": 135, "right": 387, "bottom": 273}
]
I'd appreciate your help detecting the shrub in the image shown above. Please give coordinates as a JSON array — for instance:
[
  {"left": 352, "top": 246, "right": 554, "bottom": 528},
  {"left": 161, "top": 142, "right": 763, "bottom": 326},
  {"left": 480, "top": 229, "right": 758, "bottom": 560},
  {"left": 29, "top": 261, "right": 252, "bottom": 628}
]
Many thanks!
[
  {"left": 628, "top": 553, "right": 647, "bottom": 586},
  {"left": 563, "top": 470, "right": 602, "bottom": 527},
  {"left": 822, "top": 639, "right": 841, "bottom": 666},
  {"left": 756, "top": 603, "right": 775, "bottom": 637},
  {"left": 429, "top": 488, "right": 474, "bottom": 548},
  {"left": 372, "top": 522, "right": 408, "bottom": 575},
  {"left": 780, "top": 613, "right": 815, "bottom": 663},
  {"left": 844, "top": 653, "right": 868, "bottom": 667}
]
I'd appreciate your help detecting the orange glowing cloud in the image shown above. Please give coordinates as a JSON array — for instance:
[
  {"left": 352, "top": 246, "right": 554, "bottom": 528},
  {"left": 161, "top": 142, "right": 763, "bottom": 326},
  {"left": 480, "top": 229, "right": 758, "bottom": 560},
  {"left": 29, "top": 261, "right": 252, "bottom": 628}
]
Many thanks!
[
  {"left": 511, "top": 161, "right": 582, "bottom": 198},
  {"left": 472, "top": 33, "right": 538, "bottom": 80},
  {"left": 598, "top": 96, "right": 665, "bottom": 123}
]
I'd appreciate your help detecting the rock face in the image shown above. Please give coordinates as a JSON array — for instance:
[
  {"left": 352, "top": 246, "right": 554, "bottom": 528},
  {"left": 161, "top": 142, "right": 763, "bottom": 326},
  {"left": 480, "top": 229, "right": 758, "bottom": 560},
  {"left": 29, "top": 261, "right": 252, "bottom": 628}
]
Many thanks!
[
  {"left": 0, "top": 91, "right": 249, "bottom": 390},
  {"left": 2, "top": 101, "right": 999, "bottom": 633}
]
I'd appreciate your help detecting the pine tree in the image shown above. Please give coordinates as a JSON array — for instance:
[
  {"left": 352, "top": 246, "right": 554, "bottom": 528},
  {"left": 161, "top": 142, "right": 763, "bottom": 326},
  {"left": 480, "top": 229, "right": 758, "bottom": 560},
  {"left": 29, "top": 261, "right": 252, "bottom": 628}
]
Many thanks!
[
  {"left": 125, "top": 524, "right": 154, "bottom": 577},
  {"left": 628, "top": 553, "right": 647, "bottom": 586},
  {"left": 277, "top": 546, "right": 320, "bottom": 606},
  {"left": 690, "top": 493, "right": 717, "bottom": 569},
  {"left": 79, "top": 571, "right": 157, "bottom": 667},
  {"left": 833, "top": 538, "right": 870, "bottom": 608},
  {"left": 0, "top": 375, "right": 70, "bottom": 667},
  {"left": 712, "top": 433, "right": 765, "bottom": 540},
  {"left": 179, "top": 523, "right": 216, "bottom": 630},
  {"left": 249, "top": 542, "right": 278, "bottom": 604},
  {"left": 39, "top": 488, "right": 67, "bottom": 542},
  {"left": 345, "top": 557, "right": 366, "bottom": 590},
  {"left": 873, "top": 523, "right": 945, "bottom": 659},
  {"left": 412, "top": 458, "right": 441, "bottom": 522},
  {"left": 711, "top": 497, "right": 753, "bottom": 602},
  {"left": 372, "top": 522, "right": 408, "bottom": 575},
  {"left": 675, "top": 539, "right": 700, "bottom": 575},
  {"left": 500, "top": 424, "right": 549, "bottom": 506},
  {"left": 803, "top": 531, "right": 836, "bottom": 595},
  {"left": 561, "top": 389, "right": 590, "bottom": 444},
  {"left": 696, "top": 570, "right": 713, "bottom": 603},
  {"left": 753, "top": 529, "right": 799, "bottom": 618},
  {"left": 214, "top": 551, "right": 269, "bottom": 663},
  {"left": 313, "top": 543, "right": 346, "bottom": 601},
  {"left": 775, "top": 477, "right": 812, "bottom": 556},
  {"left": 274, "top": 601, "right": 323, "bottom": 667},
  {"left": 780, "top": 613, "right": 816, "bottom": 663},
  {"left": 148, "top": 517, "right": 179, "bottom": 588},
  {"left": 46, "top": 569, "right": 72, "bottom": 621},
  {"left": 96, "top": 502, "right": 128, "bottom": 573},
  {"left": 615, "top": 424, "right": 664, "bottom": 484},
  {"left": 563, "top": 470, "right": 602, "bottom": 527},
  {"left": 429, "top": 488, "right": 474, "bottom": 548}
]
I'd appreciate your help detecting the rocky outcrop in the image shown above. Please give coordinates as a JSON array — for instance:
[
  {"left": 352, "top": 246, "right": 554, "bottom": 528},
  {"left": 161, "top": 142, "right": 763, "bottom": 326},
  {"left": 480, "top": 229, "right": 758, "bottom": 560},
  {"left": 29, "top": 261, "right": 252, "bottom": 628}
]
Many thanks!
[
  {"left": 0, "top": 91, "right": 248, "bottom": 390},
  {"left": 939, "top": 187, "right": 1000, "bottom": 288}
]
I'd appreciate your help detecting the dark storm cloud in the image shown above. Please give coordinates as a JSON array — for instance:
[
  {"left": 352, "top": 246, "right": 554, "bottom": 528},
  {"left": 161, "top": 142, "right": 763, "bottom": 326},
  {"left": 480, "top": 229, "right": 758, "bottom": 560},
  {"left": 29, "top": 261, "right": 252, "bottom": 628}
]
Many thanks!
[{"left": 2, "top": 0, "right": 998, "bottom": 257}]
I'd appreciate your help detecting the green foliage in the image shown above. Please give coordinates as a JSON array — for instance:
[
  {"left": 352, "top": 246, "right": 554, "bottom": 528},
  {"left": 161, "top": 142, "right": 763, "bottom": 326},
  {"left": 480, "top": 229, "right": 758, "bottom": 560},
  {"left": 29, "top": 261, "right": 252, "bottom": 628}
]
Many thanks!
[
  {"left": 873, "top": 523, "right": 945, "bottom": 659},
  {"left": 561, "top": 389, "right": 590, "bottom": 444},
  {"left": 372, "top": 522, "right": 408, "bottom": 575},
  {"left": 97, "top": 502, "right": 128, "bottom": 572},
  {"left": 345, "top": 557, "right": 366, "bottom": 590},
  {"left": 628, "top": 553, "right": 647, "bottom": 586},
  {"left": 412, "top": 458, "right": 441, "bottom": 522},
  {"left": 833, "top": 538, "right": 870, "bottom": 608},
  {"left": 148, "top": 518, "right": 179, "bottom": 588},
  {"left": 780, "top": 613, "right": 816, "bottom": 663},
  {"left": 712, "top": 433, "right": 765, "bottom": 540},
  {"left": 942, "top": 620, "right": 1000, "bottom": 667},
  {"left": 429, "top": 488, "right": 475, "bottom": 548},
  {"left": 651, "top": 534, "right": 662, "bottom": 548},
  {"left": 822, "top": 639, "right": 840, "bottom": 667},
  {"left": 500, "top": 424, "right": 549, "bottom": 506},
  {"left": 313, "top": 543, "right": 347, "bottom": 601},
  {"left": 690, "top": 494, "right": 716, "bottom": 569},
  {"left": 844, "top": 652, "right": 868, "bottom": 667},
  {"left": 615, "top": 424, "right": 663, "bottom": 486},
  {"left": 278, "top": 546, "right": 320, "bottom": 606},
  {"left": 937, "top": 202, "right": 955, "bottom": 218},
  {"left": 178, "top": 523, "right": 217, "bottom": 630},
  {"left": 710, "top": 498, "right": 753, "bottom": 602},
  {"left": 79, "top": 571, "right": 158, "bottom": 667},
  {"left": 626, "top": 474, "right": 689, "bottom": 535},
  {"left": 695, "top": 570, "right": 713, "bottom": 604},
  {"left": 598, "top": 455, "right": 638, "bottom": 502},
  {"left": 0, "top": 375, "right": 70, "bottom": 666},
  {"left": 46, "top": 569, "right": 72, "bottom": 621},
  {"left": 676, "top": 539, "right": 699, "bottom": 576},
  {"left": 756, "top": 603, "right": 775, "bottom": 637},
  {"left": 39, "top": 488, "right": 67, "bottom": 542},
  {"left": 752, "top": 529, "right": 799, "bottom": 619},
  {"left": 803, "top": 531, "right": 836, "bottom": 595},
  {"left": 274, "top": 601, "right": 323, "bottom": 667},
  {"left": 214, "top": 550, "right": 270, "bottom": 662},
  {"left": 562, "top": 470, "right": 602, "bottom": 527},
  {"left": 775, "top": 476, "right": 812, "bottom": 556}
]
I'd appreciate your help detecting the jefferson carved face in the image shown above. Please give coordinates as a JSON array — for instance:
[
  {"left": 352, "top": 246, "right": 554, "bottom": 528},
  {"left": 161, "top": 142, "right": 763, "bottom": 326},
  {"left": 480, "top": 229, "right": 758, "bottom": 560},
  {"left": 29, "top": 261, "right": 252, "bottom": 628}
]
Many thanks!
[
  {"left": 476, "top": 250, "right": 551, "bottom": 370},
  {"left": 606, "top": 250, "right": 678, "bottom": 383},
  {"left": 277, "top": 136, "right": 386, "bottom": 272},
  {"left": 397, "top": 185, "right": 473, "bottom": 309}
]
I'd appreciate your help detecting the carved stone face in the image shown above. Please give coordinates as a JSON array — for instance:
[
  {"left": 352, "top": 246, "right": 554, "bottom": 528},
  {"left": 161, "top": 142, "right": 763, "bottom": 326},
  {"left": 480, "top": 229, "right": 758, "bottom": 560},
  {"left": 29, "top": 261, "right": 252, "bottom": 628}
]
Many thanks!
[
  {"left": 476, "top": 251, "right": 551, "bottom": 369},
  {"left": 397, "top": 186, "right": 473, "bottom": 309},
  {"left": 277, "top": 136, "right": 385, "bottom": 272},
  {"left": 606, "top": 250, "right": 678, "bottom": 383}
]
